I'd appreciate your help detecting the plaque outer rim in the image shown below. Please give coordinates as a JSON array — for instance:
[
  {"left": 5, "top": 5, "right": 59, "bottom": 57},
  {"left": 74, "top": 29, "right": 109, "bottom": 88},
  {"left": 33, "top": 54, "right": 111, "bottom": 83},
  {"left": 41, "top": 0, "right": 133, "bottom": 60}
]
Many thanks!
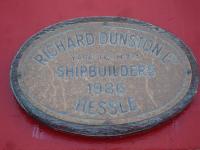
[{"left": 10, "top": 16, "right": 199, "bottom": 136}]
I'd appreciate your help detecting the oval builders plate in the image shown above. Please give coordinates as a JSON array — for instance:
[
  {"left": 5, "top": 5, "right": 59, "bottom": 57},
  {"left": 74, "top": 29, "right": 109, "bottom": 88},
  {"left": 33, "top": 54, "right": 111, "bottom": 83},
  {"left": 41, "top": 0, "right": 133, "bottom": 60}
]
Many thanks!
[{"left": 10, "top": 17, "right": 199, "bottom": 136}]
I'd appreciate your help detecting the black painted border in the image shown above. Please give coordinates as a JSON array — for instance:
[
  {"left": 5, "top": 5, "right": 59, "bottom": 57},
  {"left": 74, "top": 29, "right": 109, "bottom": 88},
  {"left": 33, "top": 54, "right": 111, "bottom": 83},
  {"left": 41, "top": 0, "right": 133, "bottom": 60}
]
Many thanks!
[{"left": 10, "top": 17, "right": 199, "bottom": 136}]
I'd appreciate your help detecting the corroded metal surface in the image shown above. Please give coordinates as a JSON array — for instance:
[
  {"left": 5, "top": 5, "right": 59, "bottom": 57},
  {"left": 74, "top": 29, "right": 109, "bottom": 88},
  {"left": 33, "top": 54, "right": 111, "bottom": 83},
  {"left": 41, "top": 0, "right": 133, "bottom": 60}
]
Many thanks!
[{"left": 10, "top": 17, "right": 199, "bottom": 136}]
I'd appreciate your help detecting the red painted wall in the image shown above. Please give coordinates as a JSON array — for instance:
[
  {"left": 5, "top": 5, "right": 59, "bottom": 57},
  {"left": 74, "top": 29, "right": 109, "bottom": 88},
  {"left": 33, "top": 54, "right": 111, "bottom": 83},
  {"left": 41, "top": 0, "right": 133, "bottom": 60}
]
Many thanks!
[{"left": 0, "top": 0, "right": 200, "bottom": 149}]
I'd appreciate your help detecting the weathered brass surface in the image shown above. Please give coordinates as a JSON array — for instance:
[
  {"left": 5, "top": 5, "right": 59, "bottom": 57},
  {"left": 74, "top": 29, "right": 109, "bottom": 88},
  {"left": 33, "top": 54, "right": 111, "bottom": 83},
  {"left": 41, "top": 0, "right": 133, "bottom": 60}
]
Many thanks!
[{"left": 10, "top": 17, "right": 199, "bottom": 136}]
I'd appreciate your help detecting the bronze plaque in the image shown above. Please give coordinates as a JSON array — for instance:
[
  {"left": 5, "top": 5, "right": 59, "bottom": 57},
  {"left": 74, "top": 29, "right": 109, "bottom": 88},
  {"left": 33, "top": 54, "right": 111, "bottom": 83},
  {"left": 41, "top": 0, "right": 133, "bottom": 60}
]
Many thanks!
[{"left": 10, "top": 17, "right": 199, "bottom": 136}]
